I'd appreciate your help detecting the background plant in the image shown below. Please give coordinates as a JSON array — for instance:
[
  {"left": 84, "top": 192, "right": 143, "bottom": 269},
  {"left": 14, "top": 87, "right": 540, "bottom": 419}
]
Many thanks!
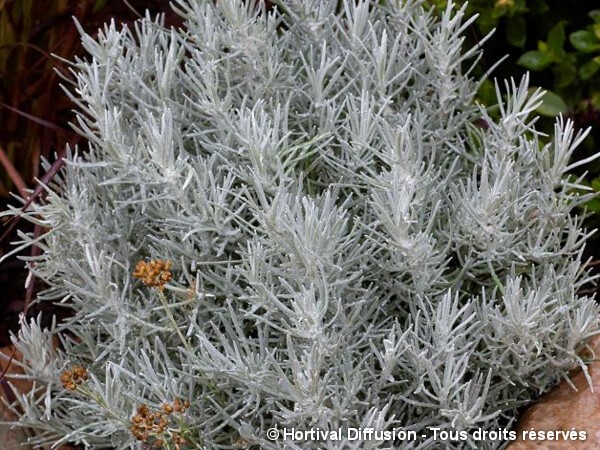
[
  {"left": 424, "top": 0, "right": 599, "bottom": 112},
  {"left": 1, "top": 1, "right": 599, "bottom": 449},
  {"left": 425, "top": 0, "right": 600, "bottom": 228}
]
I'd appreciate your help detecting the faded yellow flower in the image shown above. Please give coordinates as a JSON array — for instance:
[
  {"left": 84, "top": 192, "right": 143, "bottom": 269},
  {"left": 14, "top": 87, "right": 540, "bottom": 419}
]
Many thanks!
[
  {"left": 133, "top": 259, "right": 172, "bottom": 290},
  {"left": 130, "top": 399, "right": 191, "bottom": 448},
  {"left": 60, "top": 365, "right": 88, "bottom": 391}
]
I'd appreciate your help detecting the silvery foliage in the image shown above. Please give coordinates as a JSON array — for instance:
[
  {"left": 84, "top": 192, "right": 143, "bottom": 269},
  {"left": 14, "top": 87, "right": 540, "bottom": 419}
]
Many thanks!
[{"left": 2, "top": 0, "right": 600, "bottom": 448}]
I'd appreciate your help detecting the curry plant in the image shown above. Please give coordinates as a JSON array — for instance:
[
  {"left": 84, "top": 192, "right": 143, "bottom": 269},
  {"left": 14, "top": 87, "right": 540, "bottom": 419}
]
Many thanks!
[{"left": 1, "top": 1, "right": 599, "bottom": 449}]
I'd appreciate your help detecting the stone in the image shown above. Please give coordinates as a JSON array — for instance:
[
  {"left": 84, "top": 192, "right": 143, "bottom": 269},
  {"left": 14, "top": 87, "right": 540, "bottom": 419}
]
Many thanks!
[
  {"left": 0, "top": 345, "right": 77, "bottom": 450},
  {"left": 507, "top": 336, "right": 600, "bottom": 449},
  {"left": 0, "top": 346, "right": 30, "bottom": 450}
]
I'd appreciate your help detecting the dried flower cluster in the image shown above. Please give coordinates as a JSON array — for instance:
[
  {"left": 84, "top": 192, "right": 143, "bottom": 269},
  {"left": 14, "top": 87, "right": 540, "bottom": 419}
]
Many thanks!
[
  {"left": 133, "top": 259, "right": 173, "bottom": 291},
  {"left": 130, "top": 401, "right": 190, "bottom": 449},
  {"left": 59, "top": 366, "right": 88, "bottom": 391},
  {"left": 2, "top": 1, "right": 599, "bottom": 449}
]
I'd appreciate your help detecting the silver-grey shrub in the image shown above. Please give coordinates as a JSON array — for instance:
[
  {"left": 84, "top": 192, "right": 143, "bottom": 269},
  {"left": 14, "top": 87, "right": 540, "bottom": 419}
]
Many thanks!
[{"left": 2, "top": 0, "right": 599, "bottom": 449}]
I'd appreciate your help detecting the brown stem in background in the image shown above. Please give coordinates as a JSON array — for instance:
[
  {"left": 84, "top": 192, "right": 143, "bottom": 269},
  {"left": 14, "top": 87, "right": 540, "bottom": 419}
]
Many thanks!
[{"left": 0, "top": 146, "right": 27, "bottom": 199}]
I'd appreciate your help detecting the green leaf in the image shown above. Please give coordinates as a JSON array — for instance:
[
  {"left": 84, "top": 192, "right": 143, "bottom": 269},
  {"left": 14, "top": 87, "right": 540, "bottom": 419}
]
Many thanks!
[
  {"left": 531, "top": 89, "right": 567, "bottom": 116},
  {"left": 476, "top": 79, "right": 497, "bottom": 106},
  {"left": 570, "top": 30, "right": 600, "bottom": 53},
  {"left": 589, "top": 9, "right": 600, "bottom": 23},
  {"left": 547, "top": 23, "right": 565, "bottom": 53},
  {"left": 530, "top": 0, "right": 549, "bottom": 14},
  {"left": 592, "top": 92, "right": 600, "bottom": 109},
  {"left": 514, "top": 0, "right": 527, "bottom": 13},
  {"left": 492, "top": 6, "right": 509, "bottom": 20},
  {"left": 505, "top": 15, "right": 526, "bottom": 48},
  {"left": 92, "top": 0, "right": 108, "bottom": 12},
  {"left": 594, "top": 23, "right": 600, "bottom": 41},
  {"left": 476, "top": 9, "right": 497, "bottom": 34},
  {"left": 553, "top": 63, "right": 577, "bottom": 87},
  {"left": 580, "top": 59, "right": 600, "bottom": 80},
  {"left": 506, "top": 15, "right": 526, "bottom": 48},
  {"left": 517, "top": 50, "right": 553, "bottom": 70},
  {"left": 584, "top": 197, "right": 600, "bottom": 212}
]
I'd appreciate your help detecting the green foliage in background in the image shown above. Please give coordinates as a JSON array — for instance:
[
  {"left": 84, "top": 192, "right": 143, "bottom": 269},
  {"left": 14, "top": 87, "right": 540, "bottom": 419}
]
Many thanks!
[{"left": 428, "top": 0, "right": 600, "bottom": 221}]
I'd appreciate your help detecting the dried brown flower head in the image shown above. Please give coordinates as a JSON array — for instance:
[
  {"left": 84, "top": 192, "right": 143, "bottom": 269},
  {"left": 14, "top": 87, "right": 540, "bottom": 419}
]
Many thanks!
[
  {"left": 173, "top": 397, "right": 189, "bottom": 413},
  {"left": 130, "top": 403, "right": 167, "bottom": 442},
  {"left": 133, "top": 259, "right": 172, "bottom": 290},
  {"left": 172, "top": 432, "right": 188, "bottom": 450},
  {"left": 130, "top": 399, "right": 191, "bottom": 448},
  {"left": 161, "top": 403, "right": 174, "bottom": 414},
  {"left": 60, "top": 365, "right": 88, "bottom": 391}
]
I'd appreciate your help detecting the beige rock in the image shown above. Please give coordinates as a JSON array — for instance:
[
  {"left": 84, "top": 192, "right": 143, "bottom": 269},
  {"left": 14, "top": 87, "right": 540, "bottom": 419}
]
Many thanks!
[
  {"left": 507, "top": 336, "right": 600, "bottom": 449},
  {"left": 0, "top": 346, "right": 31, "bottom": 450},
  {"left": 0, "top": 345, "right": 76, "bottom": 450}
]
